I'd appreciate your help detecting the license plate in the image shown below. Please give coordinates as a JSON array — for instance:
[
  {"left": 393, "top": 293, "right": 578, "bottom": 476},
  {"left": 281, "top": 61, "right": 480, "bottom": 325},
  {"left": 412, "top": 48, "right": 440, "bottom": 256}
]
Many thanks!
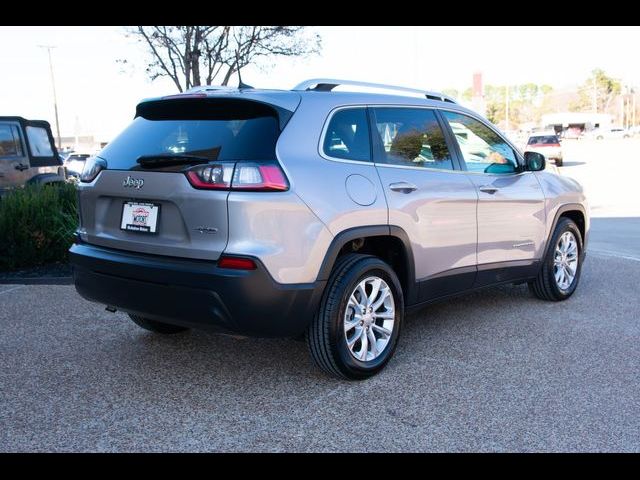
[{"left": 120, "top": 201, "right": 160, "bottom": 233}]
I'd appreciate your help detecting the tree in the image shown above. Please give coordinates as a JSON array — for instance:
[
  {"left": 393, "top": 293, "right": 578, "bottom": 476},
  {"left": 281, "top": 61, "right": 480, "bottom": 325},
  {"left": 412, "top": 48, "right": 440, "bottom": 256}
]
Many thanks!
[
  {"left": 123, "top": 26, "right": 321, "bottom": 92},
  {"left": 220, "top": 26, "right": 320, "bottom": 86},
  {"left": 573, "top": 68, "right": 621, "bottom": 113}
]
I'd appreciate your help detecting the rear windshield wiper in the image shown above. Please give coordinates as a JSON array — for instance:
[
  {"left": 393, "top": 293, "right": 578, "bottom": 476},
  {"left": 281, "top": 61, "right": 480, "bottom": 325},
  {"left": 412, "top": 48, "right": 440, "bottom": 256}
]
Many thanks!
[{"left": 136, "top": 154, "right": 215, "bottom": 168}]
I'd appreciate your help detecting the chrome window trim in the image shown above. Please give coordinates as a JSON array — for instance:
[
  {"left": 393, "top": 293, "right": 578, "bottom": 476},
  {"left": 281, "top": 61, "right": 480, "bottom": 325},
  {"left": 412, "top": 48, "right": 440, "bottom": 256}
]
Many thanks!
[{"left": 318, "top": 103, "right": 526, "bottom": 175}]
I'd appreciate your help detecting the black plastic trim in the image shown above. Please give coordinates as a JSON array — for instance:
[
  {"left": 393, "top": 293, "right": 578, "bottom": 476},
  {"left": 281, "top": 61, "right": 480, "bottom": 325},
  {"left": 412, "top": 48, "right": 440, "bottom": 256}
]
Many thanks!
[
  {"left": 409, "top": 260, "right": 541, "bottom": 312},
  {"left": 316, "top": 225, "right": 418, "bottom": 305},
  {"left": 474, "top": 260, "right": 541, "bottom": 288},
  {"left": 542, "top": 203, "right": 588, "bottom": 260},
  {"left": 418, "top": 268, "right": 476, "bottom": 302},
  {"left": 69, "top": 243, "right": 324, "bottom": 338}
]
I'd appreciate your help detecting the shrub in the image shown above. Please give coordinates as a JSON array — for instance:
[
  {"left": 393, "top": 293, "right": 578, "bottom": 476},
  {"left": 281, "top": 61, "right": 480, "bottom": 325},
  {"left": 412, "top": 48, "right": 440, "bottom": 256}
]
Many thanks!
[{"left": 0, "top": 182, "right": 78, "bottom": 271}]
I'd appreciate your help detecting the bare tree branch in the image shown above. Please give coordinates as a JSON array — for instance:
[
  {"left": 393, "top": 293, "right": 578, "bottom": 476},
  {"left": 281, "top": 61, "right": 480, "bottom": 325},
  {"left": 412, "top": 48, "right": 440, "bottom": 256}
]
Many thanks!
[{"left": 122, "top": 26, "right": 321, "bottom": 91}]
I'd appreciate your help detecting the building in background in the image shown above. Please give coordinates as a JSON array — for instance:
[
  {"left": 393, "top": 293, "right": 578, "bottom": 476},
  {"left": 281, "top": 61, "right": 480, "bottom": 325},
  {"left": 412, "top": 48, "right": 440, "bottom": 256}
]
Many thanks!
[
  {"left": 58, "top": 135, "right": 105, "bottom": 154},
  {"left": 471, "top": 72, "right": 486, "bottom": 116},
  {"left": 541, "top": 112, "right": 614, "bottom": 137}
]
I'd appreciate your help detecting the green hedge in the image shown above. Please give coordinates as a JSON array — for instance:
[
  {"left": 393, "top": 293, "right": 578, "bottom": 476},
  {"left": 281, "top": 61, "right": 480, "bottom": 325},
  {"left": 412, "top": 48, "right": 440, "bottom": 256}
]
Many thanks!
[{"left": 0, "top": 182, "right": 78, "bottom": 271}]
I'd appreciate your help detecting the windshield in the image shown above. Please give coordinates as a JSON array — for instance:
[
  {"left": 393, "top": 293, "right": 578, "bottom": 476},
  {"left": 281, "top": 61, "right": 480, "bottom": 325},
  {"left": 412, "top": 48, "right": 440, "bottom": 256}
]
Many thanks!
[
  {"left": 528, "top": 135, "right": 559, "bottom": 145},
  {"left": 98, "top": 99, "right": 281, "bottom": 170}
]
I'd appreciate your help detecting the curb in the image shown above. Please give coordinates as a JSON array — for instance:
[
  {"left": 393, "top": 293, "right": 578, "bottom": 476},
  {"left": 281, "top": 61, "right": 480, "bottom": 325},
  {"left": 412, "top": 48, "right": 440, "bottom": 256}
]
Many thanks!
[{"left": 0, "top": 277, "right": 73, "bottom": 285}]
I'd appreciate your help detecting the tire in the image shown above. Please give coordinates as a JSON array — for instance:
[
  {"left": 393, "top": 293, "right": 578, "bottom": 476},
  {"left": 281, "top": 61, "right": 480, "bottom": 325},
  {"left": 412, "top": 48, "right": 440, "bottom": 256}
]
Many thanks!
[
  {"left": 128, "top": 314, "right": 189, "bottom": 334},
  {"left": 307, "top": 253, "right": 404, "bottom": 380},
  {"left": 529, "top": 217, "right": 583, "bottom": 301}
]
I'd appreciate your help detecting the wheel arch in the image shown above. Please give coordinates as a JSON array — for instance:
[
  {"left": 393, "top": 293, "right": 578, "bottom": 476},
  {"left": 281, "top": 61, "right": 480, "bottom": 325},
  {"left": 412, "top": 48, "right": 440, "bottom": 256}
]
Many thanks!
[
  {"left": 26, "top": 173, "right": 65, "bottom": 186},
  {"left": 543, "top": 204, "right": 588, "bottom": 260},
  {"left": 316, "top": 225, "right": 417, "bottom": 305}
]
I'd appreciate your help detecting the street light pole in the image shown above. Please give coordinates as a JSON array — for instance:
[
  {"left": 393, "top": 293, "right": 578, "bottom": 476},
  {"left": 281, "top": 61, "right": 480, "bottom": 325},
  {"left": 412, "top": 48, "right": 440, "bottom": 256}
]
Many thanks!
[{"left": 38, "top": 45, "right": 61, "bottom": 150}]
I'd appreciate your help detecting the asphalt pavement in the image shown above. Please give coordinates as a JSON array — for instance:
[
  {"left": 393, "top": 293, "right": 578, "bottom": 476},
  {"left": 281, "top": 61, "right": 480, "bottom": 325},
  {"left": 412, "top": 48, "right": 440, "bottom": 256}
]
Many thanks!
[{"left": 1, "top": 253, "right": 639, "bottom": 452}]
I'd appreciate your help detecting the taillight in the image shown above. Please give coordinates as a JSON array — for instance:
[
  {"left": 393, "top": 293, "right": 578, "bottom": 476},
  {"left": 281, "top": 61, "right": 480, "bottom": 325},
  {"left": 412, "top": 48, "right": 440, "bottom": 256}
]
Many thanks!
[
  {"left": 185, "top": 163, "right": 235, "bottom": 190},
  {"left": 80, "top": 156, "right": 107, "bottom": 183},
  {"left": 231, "top": 163, "right": 289, "bottom": 191},
  {"left": 218, "top": 256, "right": 257, "bottom": 270},
  {"left": 185, "top": 162, "right": 288, "bottom": 191}
]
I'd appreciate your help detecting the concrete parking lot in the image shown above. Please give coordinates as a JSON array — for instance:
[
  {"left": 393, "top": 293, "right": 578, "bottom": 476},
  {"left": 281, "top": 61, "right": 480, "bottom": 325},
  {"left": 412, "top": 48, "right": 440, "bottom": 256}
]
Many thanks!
[{"left": 1, "top": 139, "right": 639, "bottom": 452}]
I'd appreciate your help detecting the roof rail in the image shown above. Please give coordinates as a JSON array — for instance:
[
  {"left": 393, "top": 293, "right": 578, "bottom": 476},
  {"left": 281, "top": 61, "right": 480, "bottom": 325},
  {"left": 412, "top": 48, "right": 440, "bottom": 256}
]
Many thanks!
[{"left": 292, "top": 78, "right": 457, "bottom": 104}]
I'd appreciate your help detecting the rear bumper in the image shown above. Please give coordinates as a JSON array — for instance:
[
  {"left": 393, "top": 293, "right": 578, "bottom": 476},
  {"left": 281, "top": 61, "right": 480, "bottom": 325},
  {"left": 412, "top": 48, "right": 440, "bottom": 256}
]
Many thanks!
[{"left": 69, "top": 243, "right": 325, "bottom": 337}]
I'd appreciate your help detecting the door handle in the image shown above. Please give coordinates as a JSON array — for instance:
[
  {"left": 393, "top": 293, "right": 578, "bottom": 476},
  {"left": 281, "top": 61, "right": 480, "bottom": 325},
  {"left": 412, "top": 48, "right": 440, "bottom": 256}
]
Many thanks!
[
  {"left": 479, "top": 185, "right": 499, "bottom": 194},
  {"left": 15, "top": 164, "right": 29, "bottom": 171},
  {"left": 389, "top": 182, "right": 418, "bottom": 193}
]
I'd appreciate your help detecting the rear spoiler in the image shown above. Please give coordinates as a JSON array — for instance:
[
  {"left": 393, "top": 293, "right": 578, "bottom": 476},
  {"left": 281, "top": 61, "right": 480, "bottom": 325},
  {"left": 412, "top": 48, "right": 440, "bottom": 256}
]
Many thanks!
[{"left": 135, "top": 93, "right": 301, "bottom": 130}]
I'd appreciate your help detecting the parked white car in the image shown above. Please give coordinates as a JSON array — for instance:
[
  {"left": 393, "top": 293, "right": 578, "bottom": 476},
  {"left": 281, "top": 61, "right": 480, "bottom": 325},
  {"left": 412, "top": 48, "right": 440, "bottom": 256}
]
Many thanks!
[{"left": 586, "top": 127, "right": 631, "bottom": 140}]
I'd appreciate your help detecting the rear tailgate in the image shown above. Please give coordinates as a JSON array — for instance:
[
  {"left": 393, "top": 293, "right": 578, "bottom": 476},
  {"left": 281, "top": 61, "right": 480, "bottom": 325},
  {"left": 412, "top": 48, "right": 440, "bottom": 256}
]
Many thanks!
[
  {"left": 77, "top": 94, "right": 299, "bottom": 261},
  {"left": 77, "top": 170, "right": 229, "bottom": 260}
]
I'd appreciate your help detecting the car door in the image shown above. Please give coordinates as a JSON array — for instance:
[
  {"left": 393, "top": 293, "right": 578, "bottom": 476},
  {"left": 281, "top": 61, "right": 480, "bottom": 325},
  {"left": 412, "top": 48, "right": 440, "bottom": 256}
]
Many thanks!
[
  {"left": 0, "top": 121, "right": 31, "bottom": 190},
  {"left": 370, "top": 106, "right": 479, "bottom": 303},
  {"left": 440, "top": 110, "right": 546, "bottom": 286}
]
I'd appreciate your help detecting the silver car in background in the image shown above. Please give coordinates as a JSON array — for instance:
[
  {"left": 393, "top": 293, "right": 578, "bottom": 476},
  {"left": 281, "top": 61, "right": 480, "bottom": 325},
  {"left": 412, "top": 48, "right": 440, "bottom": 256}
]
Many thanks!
[{"left": 69, "top": 79, "right": 589, "bottom": 379}]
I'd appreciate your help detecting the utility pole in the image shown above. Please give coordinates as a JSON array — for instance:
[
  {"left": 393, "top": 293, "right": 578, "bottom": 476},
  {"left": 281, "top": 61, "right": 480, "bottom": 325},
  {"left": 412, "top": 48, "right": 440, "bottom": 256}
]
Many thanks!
[
  {"left": 633, "top": 87, "right": 637, "bottom": 129},
  {"left": 38, "top": 45, "right": 61, "bottom": 150},
  {"left": 622, "top": 83, "right": 631, "bottom": 129}
]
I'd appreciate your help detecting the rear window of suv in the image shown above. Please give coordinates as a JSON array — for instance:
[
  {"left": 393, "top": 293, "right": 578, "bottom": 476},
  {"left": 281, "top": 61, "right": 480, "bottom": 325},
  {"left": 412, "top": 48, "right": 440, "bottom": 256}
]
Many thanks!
[
  {"left": 528, "top": 135, "right": 559, "bottom": 145},
  {"left": 98, "top": 98, "right": 282, "bottom": 170}
]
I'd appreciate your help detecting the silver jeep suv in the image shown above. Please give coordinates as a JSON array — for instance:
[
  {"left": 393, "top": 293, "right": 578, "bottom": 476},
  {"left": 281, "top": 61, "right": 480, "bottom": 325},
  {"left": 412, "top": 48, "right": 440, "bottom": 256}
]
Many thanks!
[{"left": 70, "top": 79, "right": 589, "bottom": 379}]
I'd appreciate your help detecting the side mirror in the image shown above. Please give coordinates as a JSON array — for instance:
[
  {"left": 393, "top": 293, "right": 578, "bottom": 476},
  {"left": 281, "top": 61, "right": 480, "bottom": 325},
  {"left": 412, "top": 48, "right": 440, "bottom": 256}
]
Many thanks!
[{"left": 524, "top": 151, "right": 545, "bottom": 171}]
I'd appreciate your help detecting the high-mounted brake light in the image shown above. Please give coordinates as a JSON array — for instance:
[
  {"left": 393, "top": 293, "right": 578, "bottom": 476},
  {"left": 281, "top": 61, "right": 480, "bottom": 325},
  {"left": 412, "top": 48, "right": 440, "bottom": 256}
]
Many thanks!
[
  {"left": 185, "top": 162, "right": 289, "bottom": 191},
  {"left": 218, "top": 256, "right": 257, "bottom": 270},
  {"left": 162, "top": 93, "right": 208, "bottom": 100}
]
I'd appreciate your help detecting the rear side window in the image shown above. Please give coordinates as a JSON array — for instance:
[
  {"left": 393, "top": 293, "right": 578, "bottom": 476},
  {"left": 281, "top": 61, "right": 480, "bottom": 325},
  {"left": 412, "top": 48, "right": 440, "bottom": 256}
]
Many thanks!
[
  {"left": 528, "top": 135, "right": 559, "bottom": 145},
  {"left": 26, "top": 126, "right": 54, "bottom": 157},
  {"left": 99, "top": 99, "right": 282, "bottom": 170},
  {"left": 322, "top": 108, "right": 371, "bottom": 161},
  {"left": 372, "top": 107, "right": 453, "bottom": 170},
  {"left": 0, "top": 124, "right": 23, "bottom": 157}
]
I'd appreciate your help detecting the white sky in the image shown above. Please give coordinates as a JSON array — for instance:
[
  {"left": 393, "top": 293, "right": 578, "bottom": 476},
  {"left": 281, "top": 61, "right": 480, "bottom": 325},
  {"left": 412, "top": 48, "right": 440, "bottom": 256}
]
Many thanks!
[{"left": 1, "top": 26, "right": 639, "bottom": 140}]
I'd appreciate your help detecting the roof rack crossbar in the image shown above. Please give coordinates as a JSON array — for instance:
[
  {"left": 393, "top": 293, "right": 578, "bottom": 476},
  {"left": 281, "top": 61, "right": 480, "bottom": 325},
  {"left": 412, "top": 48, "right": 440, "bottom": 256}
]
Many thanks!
[{"left": 292, "top": 78, "right": 457, "bottom": 104}]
